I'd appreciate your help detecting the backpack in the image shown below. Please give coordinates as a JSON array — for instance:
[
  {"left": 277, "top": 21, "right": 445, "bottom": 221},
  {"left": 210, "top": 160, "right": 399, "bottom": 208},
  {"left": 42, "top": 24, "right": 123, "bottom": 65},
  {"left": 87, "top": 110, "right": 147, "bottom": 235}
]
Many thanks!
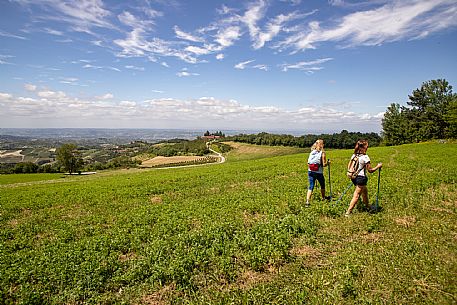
[
  {"left": 308, "top": 150, "right": 322, "bottom": 171},
  {"left": 347, "top": 154, "right": 364, "bottom": 179}
]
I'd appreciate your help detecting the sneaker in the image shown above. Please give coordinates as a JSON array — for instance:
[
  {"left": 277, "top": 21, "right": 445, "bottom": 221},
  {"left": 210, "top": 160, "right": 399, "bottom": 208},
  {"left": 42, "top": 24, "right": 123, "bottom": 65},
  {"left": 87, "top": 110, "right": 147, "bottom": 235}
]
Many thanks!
[
  {"left": 344, "top": 213, "right": 350, "bottom": 217},
  {"left": 324, "top": 196, "right": 332, "bottom": 200},
  {"left": 305, "top": 201, "right": 310, "bottom": 207}
]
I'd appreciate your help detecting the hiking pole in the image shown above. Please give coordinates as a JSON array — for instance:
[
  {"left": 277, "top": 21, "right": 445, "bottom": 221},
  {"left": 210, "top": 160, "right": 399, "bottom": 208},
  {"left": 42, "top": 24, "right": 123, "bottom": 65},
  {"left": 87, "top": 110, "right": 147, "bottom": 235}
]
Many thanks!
[
  {"left": 327, "top": 159, "right": 332, "bottom": 199},
  {"left": 375, "top": 168, "right": 381, "bottom": 211},
  {"left": 335, "top": 182, "right": 354, "bottom": 205}
]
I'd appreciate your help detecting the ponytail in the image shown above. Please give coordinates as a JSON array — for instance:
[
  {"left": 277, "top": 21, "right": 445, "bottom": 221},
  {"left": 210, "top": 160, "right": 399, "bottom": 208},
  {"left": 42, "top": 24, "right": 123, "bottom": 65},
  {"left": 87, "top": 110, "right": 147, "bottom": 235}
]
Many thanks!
[{"left": 354, "top": 140, "right": 368, "bottom": 154}]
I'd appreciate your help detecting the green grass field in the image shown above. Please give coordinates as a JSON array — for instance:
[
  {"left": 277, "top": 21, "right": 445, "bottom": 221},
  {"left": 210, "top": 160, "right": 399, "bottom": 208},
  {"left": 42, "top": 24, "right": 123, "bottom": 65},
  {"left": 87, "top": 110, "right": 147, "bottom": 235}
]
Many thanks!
[{"left": 1, "top": 142, "right": 456, "bottom": 304}]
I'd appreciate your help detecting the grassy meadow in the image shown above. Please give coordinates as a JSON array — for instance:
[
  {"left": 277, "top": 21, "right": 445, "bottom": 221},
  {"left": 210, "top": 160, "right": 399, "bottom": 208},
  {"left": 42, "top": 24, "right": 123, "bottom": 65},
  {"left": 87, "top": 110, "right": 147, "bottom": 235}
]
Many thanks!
[{"left": 0, "top": 142, "right": 456, "bottom": 304}]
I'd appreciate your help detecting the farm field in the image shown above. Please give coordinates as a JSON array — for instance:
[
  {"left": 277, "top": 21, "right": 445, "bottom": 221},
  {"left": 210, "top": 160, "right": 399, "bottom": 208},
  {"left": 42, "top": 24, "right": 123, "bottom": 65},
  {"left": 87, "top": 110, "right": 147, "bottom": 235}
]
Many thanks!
[{"left": 0, "top": 142, "right": 456, "bottom": 304}]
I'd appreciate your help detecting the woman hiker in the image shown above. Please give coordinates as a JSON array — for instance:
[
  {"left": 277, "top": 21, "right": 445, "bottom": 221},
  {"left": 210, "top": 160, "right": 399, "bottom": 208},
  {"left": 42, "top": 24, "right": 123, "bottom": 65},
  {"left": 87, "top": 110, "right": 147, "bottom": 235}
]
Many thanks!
[
  {"left": 306, "top": 139, "right": 330, "bottom": 206},
  {"left": 345, "top": 140, "right": 382, "bottom": 217}
]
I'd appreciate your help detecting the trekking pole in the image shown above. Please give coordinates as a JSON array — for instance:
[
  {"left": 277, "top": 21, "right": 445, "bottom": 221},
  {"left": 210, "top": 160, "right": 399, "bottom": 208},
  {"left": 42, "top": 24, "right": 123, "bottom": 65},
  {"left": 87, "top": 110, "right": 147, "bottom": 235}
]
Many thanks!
[
  {"left": 327, "top": 159, "right": 332, "bottom": 199},
  {"left": 335, "top": 182, "right": 354, "bottom": 205},
  {"left": 375, "top": 168, "right": 381, "bottom": 211}
]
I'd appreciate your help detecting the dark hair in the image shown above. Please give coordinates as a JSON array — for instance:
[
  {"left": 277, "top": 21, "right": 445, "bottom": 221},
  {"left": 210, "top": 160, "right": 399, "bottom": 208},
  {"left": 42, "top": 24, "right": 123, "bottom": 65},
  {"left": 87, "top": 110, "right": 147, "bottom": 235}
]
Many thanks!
[{"left": 354, "top": 140, "right": 368, "bottom": 154}]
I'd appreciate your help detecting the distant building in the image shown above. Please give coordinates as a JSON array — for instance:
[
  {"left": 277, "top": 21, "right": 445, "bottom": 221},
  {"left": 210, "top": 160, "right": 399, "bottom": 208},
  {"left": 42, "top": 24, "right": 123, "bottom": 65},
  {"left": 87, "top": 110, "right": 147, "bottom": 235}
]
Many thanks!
[{"left": 202, "top": 135, "right": 221, "bottom": 140}]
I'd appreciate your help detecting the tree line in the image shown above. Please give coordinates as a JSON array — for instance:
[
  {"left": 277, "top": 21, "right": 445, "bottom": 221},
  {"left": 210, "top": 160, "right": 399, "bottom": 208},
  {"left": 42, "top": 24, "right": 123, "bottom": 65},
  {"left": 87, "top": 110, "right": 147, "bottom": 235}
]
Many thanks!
[
  {"left": 382, "top": 79, "right": 457, "bottom": 145},
  {"left": 226, "top": 130, "right": 382, "bottom": 149}
]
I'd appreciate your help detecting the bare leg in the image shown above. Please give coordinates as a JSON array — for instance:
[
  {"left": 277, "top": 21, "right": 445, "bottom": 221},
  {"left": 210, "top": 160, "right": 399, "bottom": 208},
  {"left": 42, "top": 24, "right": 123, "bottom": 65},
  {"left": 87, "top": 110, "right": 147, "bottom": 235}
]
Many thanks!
[
  {"left": 306, "top": 189, "right": 312, "bottom": 203},
  {"left": 361, "top": 186, "right": 370, "bottom": 208},
  {"left": 346, "top": 186, "right": 363, "bottom": 215}
]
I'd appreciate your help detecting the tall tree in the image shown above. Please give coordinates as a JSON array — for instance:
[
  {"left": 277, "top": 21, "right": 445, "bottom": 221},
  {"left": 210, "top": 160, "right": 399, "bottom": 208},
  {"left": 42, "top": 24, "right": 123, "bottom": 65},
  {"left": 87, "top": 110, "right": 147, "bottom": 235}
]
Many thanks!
[
  {"left": 445, "top": 97, "right": 457, "bottom": 138},
  {"left": 407, "top": 79, "right": 454, "bottom": 139},
  {"left": 56, "top": 143, "right": 83, "bottom": 174}
]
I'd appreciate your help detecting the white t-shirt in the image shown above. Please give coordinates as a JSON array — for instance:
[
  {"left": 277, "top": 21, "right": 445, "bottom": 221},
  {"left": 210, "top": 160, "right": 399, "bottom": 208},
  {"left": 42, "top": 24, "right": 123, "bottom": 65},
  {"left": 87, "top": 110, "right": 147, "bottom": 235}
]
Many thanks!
[{"left": 350, "top": 154, "right": 370, "bottom": 177}]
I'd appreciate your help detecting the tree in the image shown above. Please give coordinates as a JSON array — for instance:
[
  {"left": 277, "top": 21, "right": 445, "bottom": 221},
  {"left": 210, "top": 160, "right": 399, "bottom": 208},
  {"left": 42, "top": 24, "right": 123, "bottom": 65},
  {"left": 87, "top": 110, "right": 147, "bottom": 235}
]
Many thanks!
[
  {"left": 407, "top": 79, "right": 454, "bottom": 139},
  {"left": 445, "top": 97, "right": 457, "bottom": 138},
  {"left": 381, "top": 79, "right": 456, "bottom": 145},
  {"left": 56, "top": 143, "right": 83, "bottom": 174}
]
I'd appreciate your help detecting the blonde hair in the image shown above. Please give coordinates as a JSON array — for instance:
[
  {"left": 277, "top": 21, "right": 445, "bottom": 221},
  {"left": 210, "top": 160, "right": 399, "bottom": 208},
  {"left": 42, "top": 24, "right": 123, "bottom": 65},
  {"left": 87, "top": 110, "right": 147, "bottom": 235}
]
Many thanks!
[{"left": 311, "top": 139, "right": 324, "bottom": 151}]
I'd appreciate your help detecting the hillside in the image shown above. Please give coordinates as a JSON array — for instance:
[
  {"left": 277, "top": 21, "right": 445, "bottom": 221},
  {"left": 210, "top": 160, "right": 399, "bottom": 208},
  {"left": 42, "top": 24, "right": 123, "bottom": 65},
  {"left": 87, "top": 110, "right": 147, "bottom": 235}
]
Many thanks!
[{"left": 1, "top": 142, "right": 456, "bottom": 304}]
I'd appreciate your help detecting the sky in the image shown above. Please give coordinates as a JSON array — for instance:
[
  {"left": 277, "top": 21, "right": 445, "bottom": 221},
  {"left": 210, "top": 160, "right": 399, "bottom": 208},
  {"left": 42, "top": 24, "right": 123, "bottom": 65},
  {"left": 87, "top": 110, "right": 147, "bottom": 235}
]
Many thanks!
[{"left": 1, "top": 0, "right": 456, "bottom": 133}]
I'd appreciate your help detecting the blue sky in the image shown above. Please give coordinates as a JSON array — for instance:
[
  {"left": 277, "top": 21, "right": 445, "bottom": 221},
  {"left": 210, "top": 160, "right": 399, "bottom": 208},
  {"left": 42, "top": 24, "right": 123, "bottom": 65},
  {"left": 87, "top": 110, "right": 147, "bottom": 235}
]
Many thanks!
[{"left": 1, "top": 0, "right": 456, "bottom": 133}]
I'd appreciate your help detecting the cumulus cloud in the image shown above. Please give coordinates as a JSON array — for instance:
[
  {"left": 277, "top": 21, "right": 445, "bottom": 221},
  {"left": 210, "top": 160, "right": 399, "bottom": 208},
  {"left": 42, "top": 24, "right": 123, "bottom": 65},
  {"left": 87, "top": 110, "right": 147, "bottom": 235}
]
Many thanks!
[
  {"left": 0, "top": 88, "right": 383, "bottom": 130},
  {"left": 24, "top": 84, "right": 37, "bottom": 91},
  {"left": 37, "top": 90, "right": 66, "bottom": 99},
  {"left": 97, "top": 93, "right": 114, "bottom": 100},
  {"left": 0, "top": 93, "right": 13, "bottom": 99},
  {"left": 119, "top": 100, "right": 136, "bottom": 107}
]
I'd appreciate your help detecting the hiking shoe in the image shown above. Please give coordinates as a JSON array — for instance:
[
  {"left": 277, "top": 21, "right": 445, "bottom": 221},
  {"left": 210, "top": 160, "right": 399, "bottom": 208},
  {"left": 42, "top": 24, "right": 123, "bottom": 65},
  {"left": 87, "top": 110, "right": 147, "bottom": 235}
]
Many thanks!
[{"left": 324, "top": 196, "right": 332, "bottom": 201}]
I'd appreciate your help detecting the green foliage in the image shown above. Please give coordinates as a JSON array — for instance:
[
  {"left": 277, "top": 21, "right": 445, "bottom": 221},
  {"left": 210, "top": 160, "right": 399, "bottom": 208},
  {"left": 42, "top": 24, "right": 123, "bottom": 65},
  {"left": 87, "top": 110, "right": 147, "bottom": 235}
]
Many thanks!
[
  {"left": 56, "top": 143, "right": 84, "bottom": 174},
  {"left": 211, "top": 142, "right": 232, "bottom": 153},
  {"left": 445, "top": 97, "right": 457, "bottom": 137},
  {"left": 382, "top": 79, "right": 457, "bottom": 145},
  {"left": 149, "top": 139, "right": 209, "bottom": 157},
  {"left": 227, "top": 130, "right": 382, "bottom": 149},
  {"left": 1, "top": 142, "right": 456, "bottom": 304}
]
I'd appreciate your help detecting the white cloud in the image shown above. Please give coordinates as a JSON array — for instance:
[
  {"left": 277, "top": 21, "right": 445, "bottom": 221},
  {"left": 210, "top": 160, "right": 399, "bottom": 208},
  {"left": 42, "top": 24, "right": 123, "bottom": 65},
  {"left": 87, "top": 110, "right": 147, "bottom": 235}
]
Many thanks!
[
  {"left": 241, "top": 0, "right": 268, "bottom": 43},
  {"left": 107, "top": 66, "right": 121, "bottom": 72},
  {"left": 0, "top": 88, "right": 383, "bottom": 130},
  {"left": 276, "top": 0, "right": 457, "bottom": 51},
  {"left": 97, "top": 93, "right": 114, "bottom": 100},
  {"left": 37, "top": 90, "right": 66, "bottom": 99},
  {"left": 216, "top": 53, "right": 225, "bottom": 60},
  {"left": 24, "top": 84, "right": 37, "bottom": 91},
  {"left": 114, "top": 29, "right": 199, "bottom": 64},
  {"left": 125, "top": 65, "right": 145, "bottom": 71},
  {"left": 43, "top": 28, "right": 63, "bottom": 36},
  {"left": 119, "top": 100, "right": 136, "bottom": 107},
  {"left": 234, "top": 59, "right": 255, "bottom": 69},
  {"left": 83, "top": 64, "right": 102, "bottom": 69},
  {"left": 280, "top": 57, "right": 333, "bottom": 72},
  {"left": 185, "top": 45, "right": 212, "bottom": 55},
  {"left": 215, "top": 26, "right": 242, "bottom": 48},
  {"left": 118, "top": 11, "right": 155, "bottom": 30},
  {"left": 0, "top": 30, "right": 27, "bottom": 40},
  {"left": 174, "top": 25, "right": 205, "bottom": 42},
  {"left": 0, "top": 93, "right": 12, "bottom": 99},
  {"left": 16, "top": 0, "right": 114, "bottom": 34},
  {"left": 177, "top": 70, "right": 199, "bottom": 77},
  {"left": 253, "top": 64, "right": 269, "bottom": 71}
]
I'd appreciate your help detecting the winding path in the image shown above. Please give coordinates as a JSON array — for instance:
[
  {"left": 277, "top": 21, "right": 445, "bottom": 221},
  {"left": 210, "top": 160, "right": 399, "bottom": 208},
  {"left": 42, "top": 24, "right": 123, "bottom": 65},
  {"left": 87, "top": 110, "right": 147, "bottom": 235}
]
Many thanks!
[{"left": 207, "top": 141, "right": 226, "bottom": 164}]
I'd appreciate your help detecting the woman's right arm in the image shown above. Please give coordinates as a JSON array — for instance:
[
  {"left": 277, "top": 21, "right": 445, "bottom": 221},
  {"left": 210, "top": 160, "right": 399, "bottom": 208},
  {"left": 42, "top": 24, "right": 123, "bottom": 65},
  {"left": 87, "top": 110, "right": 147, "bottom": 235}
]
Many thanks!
[{"left": 367, "top": 162, "right": 382, "bottom": 173}]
